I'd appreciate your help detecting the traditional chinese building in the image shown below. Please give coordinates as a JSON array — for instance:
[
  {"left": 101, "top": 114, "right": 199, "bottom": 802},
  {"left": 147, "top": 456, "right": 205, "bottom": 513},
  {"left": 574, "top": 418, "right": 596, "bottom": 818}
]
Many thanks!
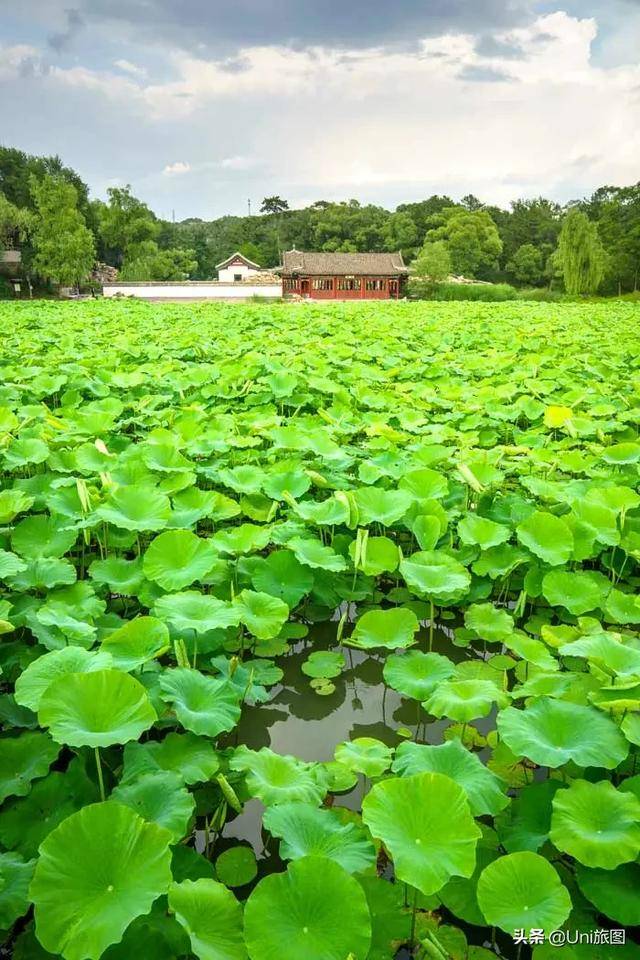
[
  {"left": 280, "top": 250, "right": 407, "bottom": 300},
  {"left": 216, "top": 251, "right": 262, "bottom": 282}
]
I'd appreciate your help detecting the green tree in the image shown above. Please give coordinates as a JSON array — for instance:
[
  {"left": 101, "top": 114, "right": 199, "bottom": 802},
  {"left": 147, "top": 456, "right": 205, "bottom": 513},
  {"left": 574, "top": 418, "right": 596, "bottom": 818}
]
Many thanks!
[
  {"left": 425, "top": 208, "right": 503, "bottom": 278},
  {"left": 412, "top": 240, "right": 451, "bottom": 281},
  {"left": 556, "top": 209, "right": 607, "bottom": 295},
  {"left": 120, "top": 241, "right": 197, "bottom": 281},
  {"left": 499, "top": 198, "right": 562, "bottom": 265},
  {"left": 260, "top": 196, "right": 289, "bottom": 215},
  {"left": 30, "top": 175, "right": 95, "bottom": 288},
  {"left": 98, "top": 186, "right": 158, "bottom": 266},
  {"left": 506, "top": 243, "right": 544, "bottom": 286},
  {"left": 383, "top": 212, "right": 418, "bottom": 255}
]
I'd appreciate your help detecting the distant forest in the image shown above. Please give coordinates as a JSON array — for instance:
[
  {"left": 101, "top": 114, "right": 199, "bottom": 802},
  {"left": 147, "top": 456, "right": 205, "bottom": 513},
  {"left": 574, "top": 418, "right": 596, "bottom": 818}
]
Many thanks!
[{"left": 1, "top": 144, "right": 639, "bottom": 295}]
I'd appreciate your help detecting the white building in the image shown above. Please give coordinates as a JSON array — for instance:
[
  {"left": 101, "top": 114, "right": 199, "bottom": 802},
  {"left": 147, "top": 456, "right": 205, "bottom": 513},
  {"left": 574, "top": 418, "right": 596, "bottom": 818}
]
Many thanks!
[{"left": 216, "top": 252, "right": 262, "bottom": 282}]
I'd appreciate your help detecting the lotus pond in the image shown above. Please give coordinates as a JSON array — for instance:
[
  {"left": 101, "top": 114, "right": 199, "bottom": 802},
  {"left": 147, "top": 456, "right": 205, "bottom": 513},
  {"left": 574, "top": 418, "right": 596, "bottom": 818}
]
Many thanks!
[{"left": 1, "top": 298, "right": 640, "bottom": 960}]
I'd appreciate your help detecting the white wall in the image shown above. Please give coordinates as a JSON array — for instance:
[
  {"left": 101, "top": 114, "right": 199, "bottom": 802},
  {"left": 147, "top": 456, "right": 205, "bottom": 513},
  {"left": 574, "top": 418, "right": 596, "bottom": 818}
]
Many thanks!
[
  {"left": 103, "top": 282, "right": 282, "bottom": 300},
  {"left": 217, "top": 264, "right": 259, "bottom": 282}
]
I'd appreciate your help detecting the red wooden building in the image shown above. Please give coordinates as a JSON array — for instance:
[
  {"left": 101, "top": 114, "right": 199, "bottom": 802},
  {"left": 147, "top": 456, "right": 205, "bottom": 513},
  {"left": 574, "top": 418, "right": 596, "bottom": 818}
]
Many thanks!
[{"left": 280, "top": 250, "right": 407, "bottom": 300}]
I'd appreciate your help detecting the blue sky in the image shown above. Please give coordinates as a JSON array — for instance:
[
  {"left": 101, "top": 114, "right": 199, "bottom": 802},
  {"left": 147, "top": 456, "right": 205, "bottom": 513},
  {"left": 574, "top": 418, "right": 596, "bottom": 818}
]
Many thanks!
[{"left": 1, "top": 1, "right": 639, "bottom": 219}]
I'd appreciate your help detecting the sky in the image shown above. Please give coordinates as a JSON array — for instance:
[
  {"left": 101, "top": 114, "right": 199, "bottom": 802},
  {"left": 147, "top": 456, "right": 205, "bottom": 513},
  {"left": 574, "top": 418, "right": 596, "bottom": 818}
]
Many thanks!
[{"left": 1, "top": 1, "right": 640, "bottom": 220}]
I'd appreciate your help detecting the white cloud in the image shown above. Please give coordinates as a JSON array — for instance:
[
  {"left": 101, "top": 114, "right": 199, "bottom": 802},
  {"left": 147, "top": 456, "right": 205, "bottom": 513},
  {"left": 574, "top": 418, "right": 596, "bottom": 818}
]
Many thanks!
[
  {"left": 114, "top": 58, "right": 147, "bottom": 78},
  {"left": 163, "top": 161, "right": 191, "bottom": 175},
  {"left": 220, "top": 156, "right": 256, "bottom": 170}
]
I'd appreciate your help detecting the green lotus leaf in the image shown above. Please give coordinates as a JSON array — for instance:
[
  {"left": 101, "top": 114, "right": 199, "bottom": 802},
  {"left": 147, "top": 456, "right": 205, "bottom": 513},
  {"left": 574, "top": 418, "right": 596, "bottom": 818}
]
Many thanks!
[
  {"left": 9, "top": 556, "right": 77, "bottom": 590},
  {"left": 100, "top": 616, "right": 170, "bottom": 671},
  {"left": 471, "top": 543, "right": 529, "bottom": 579},
  {"left": 438, "top": 828, "right": 499, "bottom": 927},
  {"left": 516, "top": 510, "right": 574, "bottom": 566},
  {"left": 602, "top": 441, "right": 640, "bottom": 464},
  {"left": 243, "top": 856, "right": 371, "bottom": 960},
  {"left": 604, "top": 588, "right": 640, "bottom": 624},
  {"left": 494, "top": 780, "right": 563, "bottom": 853},
  {"left": 559, "top": 631, "right": 640, "bottom": 678},
  {"left": 0, "top": 488, "right": 34, "bottom": 523},
  {"left": 262, "top": 464, "right": 311, "bottom": 501},
  {"left": 399, "top": 550, "right": 471, "bottom": 603},
  {"left": 294, "top": 495, "right": 350, "bottom": 526},
  {"left": 542, "top": 569, "right": 610, "bottom": 615},
  {"left": 159, "top": 668, "right": 241, "bottom": 737},
  {"left": 288, "top": 536, "right": 347, "bottom": 571},
  {"left": 354, "top": 487, "right": 413, "bottom": 526},
  {"left": 111, "top": 771, "right": 195, "bottom": 841},
  {"left": 622, "top": 712, "right": 640, "bottom": 745},
  {"left": 89, "top": 560, "right": 143, "bottom": 600},
  {"left": 96, "top": 485, "right": 172, "bottom": 531},
  {"left": 122, "top": 732, "right": 220, "bottom": 785},
  {"left": 15, "top": 646, "right": 114, "bottom": 712},
  {"left": 235, "top": 590, "right": 289, "bottom": 640},
  {"left": 211, "top": 523, "right": 271, "bottom": 556},
  {"left": 392, "top": 740, "right": 509, "bottom": 816},
  {"left": 142, "top": 530, "right": 219, "bottom": 591},
  {"left": 399, "top": 467, "right": 448, "bottom": 501},
  {"left": 11, "top": 514, "right": 77, "bottom": 559},
  {"left": 4, "top": 437, "right": 49, "bottom": 468},
  {"left": 362, "top": 772, "right": 481, "bottom": 895},
  {"left": 0, "top": 731, "right": 60, "bottom": 802},
  {"left": 575, "top": 862, "right": 640, "bottom": 925},
  {"left": 39, "top": 670, "right": 157, "bottom": 748},
  {"left": 301, "top": 650, "right": 345, "bottom": 679},
  {"left": 154, "top": 591, "right": 241, "bottom": 634},
  {"left": 263, "top": 802, "right": 376, "bottom": 874},
  {"left": 550, "top": 779, "right": 640, "bottom": 869},
  {"left": 170, "top": 488, "right": 240, "bottom": 527},
  {"left": 0, "top": 851, "right": 36, "bottom": 928},
  {"left": 458, "top": 514, "right": 510, "bottom": 550},
  {"left": 348, "top": 607, "right": 419, "bottom": 650},
  {"left": 218, "top": 465, "right": 265, "bottom": 494},
  {"left": 358, "top": 876, "right": 412, "bottom": 960},
  {"left": 249, "top": 550, "right": 313, "bottom": 608},
  {"left": 424, "top": 678, "right": 509, "bottom": 722},
  {"left": 321, "top": 760, "right": 358, "bottom": 793},
  {"left": 30, "top": 801, "right": 173, "bottom": 960},
  {"left": 142, "top": 442, "right": 193, "bottom": 474},
  {"left": 383, "top": 650, "right": 455, "bottom": 700},
  {"left": 35, "top": 582, "right": 106, "bottom": 646},
  {"left": 464, "top": 603, "right": 514, "bottom": 642},
  {"left": 348, "top": 535, "right": 400, "bottom": 576},
  {"left": 230, "top": 746, "right": 329, "bottom": 806},
  {"left": 0, "top": 549, "right": 27, "bottom": 579},
  {"left": 169, "top": 878, "right": 248, "bottom": 960},
  {"left": 497, "top": 698, "right": 629, "bottom": 769},
  {"left": 215, "top": 846, "right": 258, "bottom": 888},
  {"left": 504, "top": 630, "right": 558, "bottom": 672},
  {"left": 476, "top": 852, "right": 571, "bottom": 935},
  {"left": 334, "top": 738, "right": 393, "bottom": 778}
]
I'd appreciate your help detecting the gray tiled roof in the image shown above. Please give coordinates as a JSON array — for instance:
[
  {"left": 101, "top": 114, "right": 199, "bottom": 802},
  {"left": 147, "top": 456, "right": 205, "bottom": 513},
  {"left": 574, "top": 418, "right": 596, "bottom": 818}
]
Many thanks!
[{"left": 281, "top": 250, "right": 407, "bottom": 276}]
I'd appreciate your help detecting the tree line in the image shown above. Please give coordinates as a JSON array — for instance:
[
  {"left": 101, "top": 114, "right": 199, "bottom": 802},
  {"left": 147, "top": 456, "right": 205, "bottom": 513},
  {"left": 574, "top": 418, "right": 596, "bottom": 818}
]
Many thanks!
[{"left": 0, "top": 145, "right": 638, "bottom": 296}]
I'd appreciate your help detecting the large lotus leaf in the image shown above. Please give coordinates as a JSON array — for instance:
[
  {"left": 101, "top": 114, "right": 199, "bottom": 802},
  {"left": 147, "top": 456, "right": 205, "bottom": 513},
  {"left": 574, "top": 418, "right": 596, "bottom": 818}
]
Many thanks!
[
  {"left": 4, "top": 437, "right": 49, "bottom": 468},
  {"left": 0, "top": 731, "right": 60, "bottom": 802},
  {"left": 96, "top": 485, "right": 172, "bottom": 531},
  {"left": 354, "top": 487, "right": 413, "bottom": 526},
  {"left": 542, "top": 569, "right": 610, "bottom": 615},
  {"left": 288, "top": 536, "right": 347, "bottom": 571},
  {"left": 100, "top": 617, "right": 170, "bottom": 671},
  {"left": 476, "top": 852, "right": 571, "bottom": 936},
  {"left": 334, "top": 738, "right": 393, "bottom": 778},
  {"left": 497, "top": 698, "right": 629, "bottom": 769},
  {"left": 392, "top": 740, "right": 509, "bottom": 817},
  {"left": 30, "top": 801, "right": 173, "bottom": 960},
  {"left": 464, "top": 603, "right": 514, "bottom": 643},
  {"left": 169, "top": 879, "right": 247, "bottom": 960},
  {"left": 293, "top": 495, "right": 350, "bottom": 526},
  {"left": 424, "top": 678, "right": 508, "bottom": 722},
  {"left": 34, "top": 582, "right": 105, "bottom": 647},
  {"left": 383, "top": 650, "right": 455, "bottom": 700},
  {"left": 0, "top": 489, "right": 34, "bottom": 523},
  {"left": 348, "top": 607, "right": 419, "bottom": 650},
  {"left": 0, "top": 851, "right": 36, "bottom": 928},
  {"left": 111, "top": 771, "right": 195, "bottom": 841},
  {"left": 143, "top": 530, "right": 219, "bottom": 591},
  {"left": 438, "top": 828, "right": 499, "bottom": 927},
  {"left": 362, "top": 772, "right": 481, "bottom": 896},
  {"left": 211, "top": 523, "right": 271, "bottom": 556},
  {"left": 602, "top": 441, "right": 640, "bottom": 464},
  {"left": 575, "top": 863, "right": 640, "bottom": 925},
  {"left": 101, "top": 902, "right": 190, "bottom": 960},
  {"left": 218, "top": 465, "right": 264, "bottom": 494},
  {"left": 9, "top": 556, "right": 77, "bottom": 591},
  {"left": 550, "top": 779, "right": 640, "bottom": 869},
  {"left": 14, "top": 646, "right": 113, "bottom": 712},
  {"left": 622, "top": 712, "right": 640, "bottom": 745},
  {"left": 399, "top": 550, "right": 471, "bottom": 603},
  {"left": 559, "top": 631, "right": 640, "bottom": 678},
  {"left": 359, "top": 876, "right": 412, "bottom": 960},
  {"left": 235, "top": 590, "right": 289, "bottom": 640},
  {"left": 159, "top": 668, "right": 241, "bottom": 737},
  {"left": 472, "top": 544, "right": 529, "bottom": 579},
  {"left": 170, "top": 488, "right": 240, "bottom": 527},
  {"left": 39, "top": 670, "right": 157, "bottom": 748},
  {"left": 11, "top": 514, "right": 77, "bottom": 559},
  {"left": 89, "top": 557, "right": 145, "bottom": 596},
  {"left": 122, "top": 732, "right": 220, "bottom": 785},
  {"left": 0, "top": 548, "right": 27, "bottom": 580},
  {"left": 250, "top": 550, "right": 313, "bottom": 608},
  {"left": 263, "top": 802, "right": 376, "bottom": 874},
  {"left": 348, "top": 535, "right": 400, "bottom": 576},
  {"left": 494, "top": 780, "right": 563, "bottom": 853},
  {"left": 243, "top": 856, "right": 371, "bottom": 960},
  {"left": 458, "top": 514, "right": 510, "bottom": 550},
  {"left": 516, "top": 511, "right": 574, "bottom": 566},
  {"left": 154, "top": 591, "right": 241, "bottom": 634},
  {"left": 142, "top": 442, "right": 193, "bottom": 474},
  {"left": 230, "top": 746, "right": 329, "bottom": 806},
  {"left": 262, "top": 463, "right": 311, "bottom": 501}
]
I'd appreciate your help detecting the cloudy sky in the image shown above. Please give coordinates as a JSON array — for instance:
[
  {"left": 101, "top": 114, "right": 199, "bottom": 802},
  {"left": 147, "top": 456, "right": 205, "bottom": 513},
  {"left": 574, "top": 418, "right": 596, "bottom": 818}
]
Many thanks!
[{"left": 2, "top": 1, "right": 640, "bottom": 219}]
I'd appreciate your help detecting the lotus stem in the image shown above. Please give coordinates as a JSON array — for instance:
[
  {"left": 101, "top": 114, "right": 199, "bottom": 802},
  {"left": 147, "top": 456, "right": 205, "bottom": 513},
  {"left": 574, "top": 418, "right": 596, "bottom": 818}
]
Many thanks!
[
  {"left": 409, "top": 885, "right": 418, "bottom": 951},
  {"left": 94, "top": 747, "right": 106, "bottom": 802},
  {"left": 429, "top": 600, "right": 434, "bottom": 651}
]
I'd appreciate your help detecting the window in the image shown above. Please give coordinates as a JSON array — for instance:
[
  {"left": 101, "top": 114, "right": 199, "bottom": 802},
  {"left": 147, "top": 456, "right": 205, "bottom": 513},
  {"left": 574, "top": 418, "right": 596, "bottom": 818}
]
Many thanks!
[
  {"left": 337, "top": 277, "right": 361, "bottom": 291},
  {"left": 365, "top": 279, "right": 386, "bottom": 291},
  {"left": 312, "top": 278, "right": 333, "bottom": 291},
  {"left": 234, "top": 273, "right": 243, "bottom": 282},
  {"left": 283, "top": 278, "right": 298, "bottom": 292}
]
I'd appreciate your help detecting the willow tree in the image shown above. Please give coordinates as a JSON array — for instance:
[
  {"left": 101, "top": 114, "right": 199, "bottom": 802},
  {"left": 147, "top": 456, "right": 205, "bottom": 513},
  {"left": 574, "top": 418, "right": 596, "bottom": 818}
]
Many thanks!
[{"left": 557, "top": 209, "right": 606, "bottom": 295}]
